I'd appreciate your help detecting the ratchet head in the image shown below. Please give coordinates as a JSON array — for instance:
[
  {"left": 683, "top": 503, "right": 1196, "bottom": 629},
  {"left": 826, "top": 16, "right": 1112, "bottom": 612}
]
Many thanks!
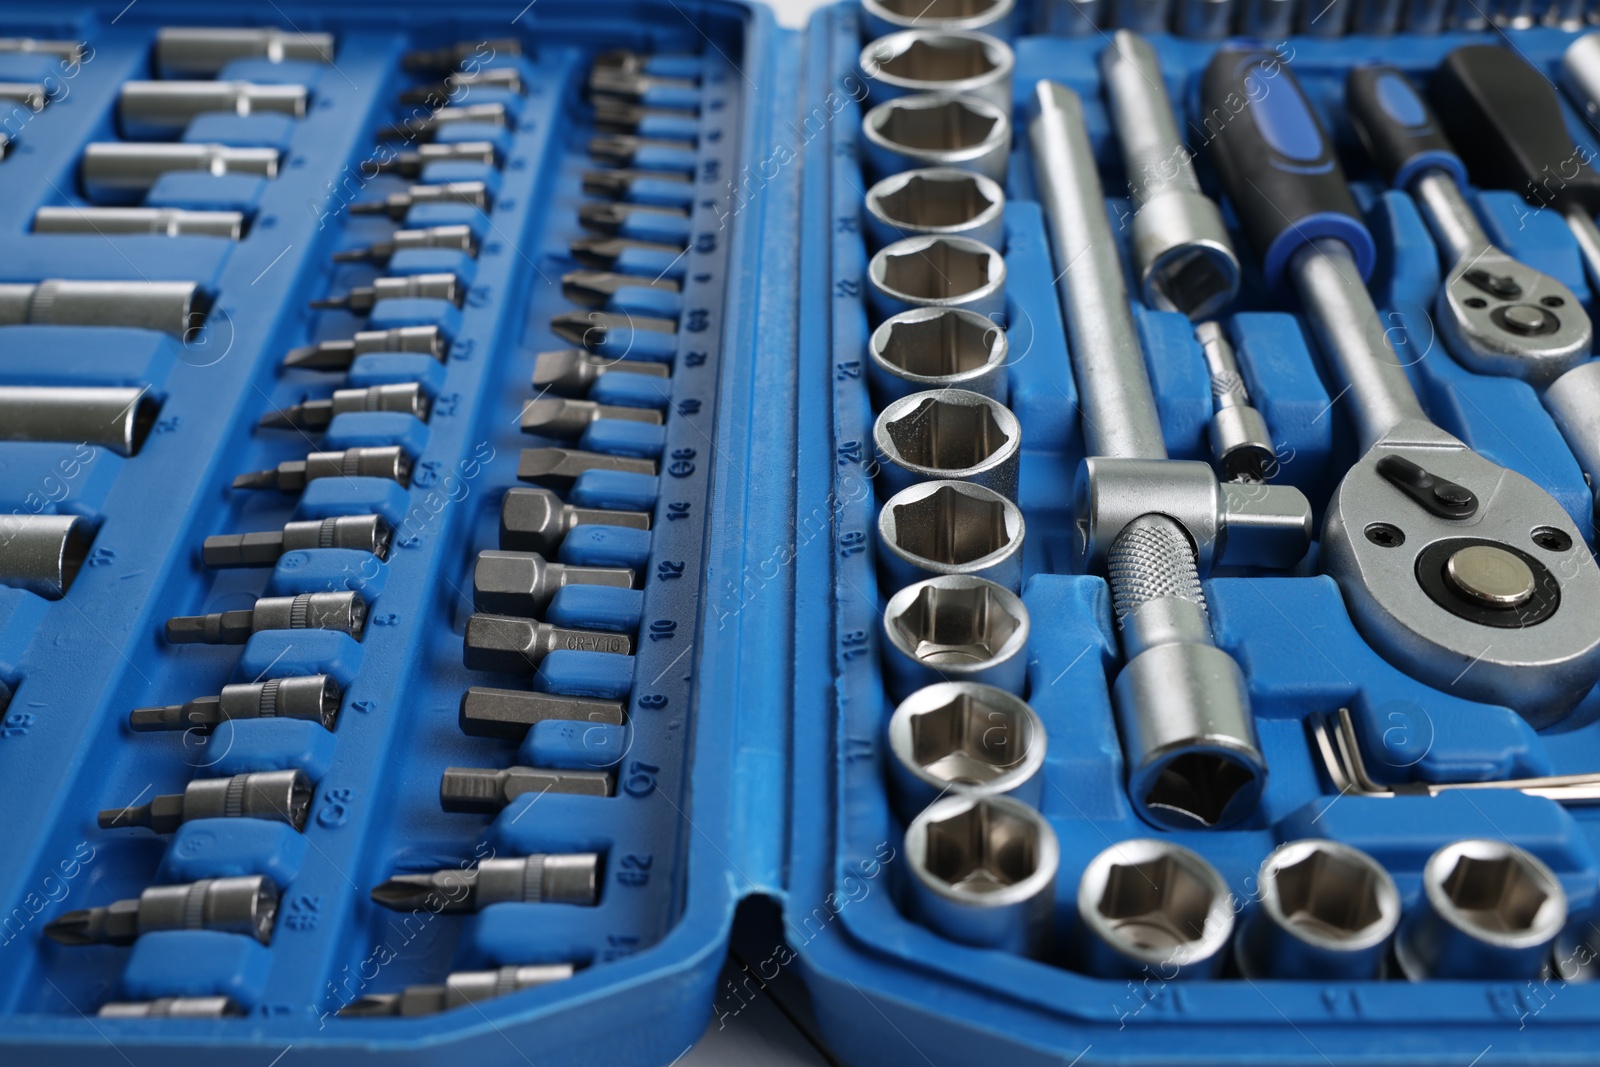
[{"left": 1435, "top": 252, "right": 1591, "bottom": 385}]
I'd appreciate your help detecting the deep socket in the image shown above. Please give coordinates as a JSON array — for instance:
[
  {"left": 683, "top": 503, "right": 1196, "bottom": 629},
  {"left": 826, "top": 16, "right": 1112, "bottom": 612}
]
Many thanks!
[
  {"left": 118, "top": 81, "right": 308, "bottom": 138},
  {"left": 878, "top": 480, "right": 1025, "bottom": 590},
  {"left": 164, "top": 591, "right": 367, "bottom": 644},
  {"left": 0, "top": 280, "right": 205, "bottom": 337},
  {"left": 859, "top": 30, "right": 1015, "bottom": 109},
  {"left": 260, "top": 383, "right": 430, "bottom": 431},
  {"left": 154, "top": 27, "right": 335, "bottom": 77},
  {"left": 1075, "top": 839, "right": 1235, "bottom": 978},
  {"left": 868, "top": 307, "right": 1008, "bottom": 404},
  {"left": 864, "top": 168, "right": 1006, "bottom": 251},
  {"left": 1236, "top": 840, "right": 1400, "bottom": 979},
  {"left": 82, "top": 143, "right": 279, "bottom": 201},
  {"left": 882, "top": 574, "right": 1030, "bottom": 697},
  {"left": 0, "top": 514, "right": 92, "bottom": 599},
  {"left": 45, "top": 875, "right": 278, "bottom": 946},
  {"left": 0, "top": 386, "right": 158, "bottom": 457},
  {"left": 373, "top": 141, "right": 501, "bottom": 178},
  {"left": 1196, "top": 321, "right": 1275, "bottom": 482},
  {"left": 350, "top": 182, "right": 492, "bottom": 219},
  {"left": 232, "top": 446, "right": 412, "bottom": 492},
  {"left": 202, "top": 515, "right": 392, "bottom": 567},
  {"left": 33, "top": 206, "right": 246, "bottom": 239},
  {"left": 311, "top": 273, "right": 463, "bottom": 313},
  {"left": 281, "top": 325, "right": 446, "bottom": 371},
  {"left": 873, "top": 388, "right": 1021, "bottom": 499},
  {"left": 371, "top": 854, "right": 599, "bottom": 912},
  {"left": 868, "top": 234, "right": 1006, "bottom": 321},
  {"left": 99, "top": 769, "right": 313, "bottom": 833},
  {"left": 128, "top": 674, "right": 342, "bottom": 733},
  {"left": 333, "top": 224, "right": 479, "bottom": 263},
  {"left": 500, "top": 487, "right": 652, "bottom": 555},
  {"left": 860, "top": 0, "right": 1016, "bottom": 38},
  {"left": 861, "top": 94, "right": 1011, "bottom": 181},
  {"left": 339, "top": 965, "right": 575, "bottom": 1018},
  {"left": 887, "top": 681, "right": 1045, "bottom": 819}
]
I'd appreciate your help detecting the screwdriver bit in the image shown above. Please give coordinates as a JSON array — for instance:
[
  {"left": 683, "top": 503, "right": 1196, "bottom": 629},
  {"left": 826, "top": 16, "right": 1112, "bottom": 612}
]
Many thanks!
[
  {"left": 0, "top": 36, "right": 87, "bottom": 63},
  {"left": 561, "top": 269, "right": 681, "bottom": 308},
  {"left": 474, "top": 550, "right": 634, "bottom": 616},
  {"left": 582, "top": 168, "right": 694, "bottom": 199},
  {"left": 532, "top": 348, "right": 670, "bottom": 396},
  {"left": 500, "top": 487, "right": 651, "bottom": 555},
  {"left": 459, "top": 686, "right": 627, "bottom": 739},
  {"left": 378, "top": 103, "right": 509, "bottom": 140},
  {"left": 403, "top": 39, "right": 522, "bottom": 74},
  {"left": 260, "top": 383, "right": 431, "bottom": 431},
  {"left": 399, "top": 67, "right": 524, "bottom": 103},
  {"left": 589, "top": 68, "right": 697, "bottom": 100},
  {"left": 333, "top": 224, "right": 479, "bottom": 263},
  {"left": 589, "top": 133, "right": 695, "bottom": 166},
  {"left": 165, "top": 591, "right": 367, "bottom": 645},
  {"left": 340, "top": 964, "right": 575, "bottom": 1017},
  {"left": 350, "top": 181, "right": 491, "bottom": 219},
  {"left": 282, "top": 325, "right": 446, "bottom": 371},
  {"left": 463, "top": 613, "right": 632, "bottom": 673},
  {"left": 371, "top": 853, "right": 599, "bottom": 912},
  {"left": 99, "top": 769, "right": 313, "bottom": 833},
  {"left": 440, "top": 765, "right": 614, "bottom": 812},
  {"left": 591, "top": 49, "right": 701, "bottom": 82},
  {"left": 128, "top": 674, "right": 342, "bottom": 732},
  {"left": 232, "top": 446, "right": 412, "bottom": 492},
  {"left": 204, "top": 516, "right": 391, "bottom": 568},
  {"left": 517, "top": 447, "right": 656, "bottom": 490},
  {"left": 522, "top": 397, "right": 663, "bottom": 438},
  {"left": 99, "top": 996, "right": 243, "bottom": 1018},
  {"left": 551, "top": 310, "right": 678, "bottom": 350},
  {"left": 578, "top": 201, "right": 690, "bottom": 238},
  {"left": 372, "top": 141, "right": 500, "bottom": 178},
  {"left": 45, "top": 874, "right": 278, "bottom": 946},
  {"left": 311, "top": 273, "right": 463, "bottom": 313},
  {"left": 569, "top": 235, "right": 686, "bottom": 270},
  {"left": 593, "top": 99, "right": 699, "bottom": 133}
]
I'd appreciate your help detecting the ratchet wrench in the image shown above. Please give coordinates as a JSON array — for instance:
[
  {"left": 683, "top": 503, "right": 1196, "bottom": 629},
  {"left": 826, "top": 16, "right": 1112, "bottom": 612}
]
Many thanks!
[{"left": 1203, "top": 49, "right": 1600, "bottom": 725}]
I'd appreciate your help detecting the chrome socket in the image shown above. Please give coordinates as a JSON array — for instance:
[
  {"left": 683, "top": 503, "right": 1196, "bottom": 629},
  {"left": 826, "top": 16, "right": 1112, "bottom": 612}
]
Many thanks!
[
  {"left": 862, "top": 94, "right": 1011, "bottom": 181},
  {"left": 905, "top": 795, "right": 1057, "bottom": 953},
  {"left": 1237, "top": 840, "right": 1400, "bottom": 979},
  {"left": 882, "top": 574, "right": 1029, "bottom": 697},
  {"left": 887, "top": 681, "right": 1045, "bottom": 818},
  {"left": 0, "top": 514, "right": 91, "bottom": 600},
  {"left": 864, "top": 168, "right": 1006, "bottom": 252},
  {"left": 873, "top": 388, "right": 1021, "bottom": 499},
  {"left": 1397, "top": 840, "right": 1566, "bottom": 980},
  {"left": 1035, "top": 0, "right": 1104, "bottom": 33},
  {"left": 860, "top": 0, "right": 1016, "bottom": 39},
  {"left": 0, "top": 280, "right": 204, "bottom": 338},
  {"left": 154, "top": 27, "right": 335, "bottom": 77},
  {"left": 118, "top": 81, "right": 308, "bottom": 139},
  {"left": 82, "top": 143, "right": 279, "bottom": 202},
  {"left": 868, "top": 235, "right": 1006, "bottom": 321},
  {"left": 1237, "top": 0, "right": 1299, "bottom": 34},
  {"left": 859, "top": 30, "right": 1014, "bottom": 110},
  {"left": 0, "top": 386, "right": 158, "bottom": 457},
  {"left": 869, "top": 307, "right": 1008, "bottom": 405},
  {"left": 1177, "top": 0, "right": 1236, "bottom": 33},
  {"left": 33, "top": 206, "right": 246, "bottom": 239},
  {"left": 878, "top": 480, "right": 1025, "bottom": 590},
  {"left": 1075, "top": 839, "right": 1234, "bottom": 978}
]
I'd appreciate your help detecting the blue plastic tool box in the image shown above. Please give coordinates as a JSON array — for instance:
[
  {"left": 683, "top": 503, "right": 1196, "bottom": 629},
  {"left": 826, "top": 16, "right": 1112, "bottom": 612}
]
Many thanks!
[{"left": 3, "top": 0, "right": 1600, "bottom": 1063}]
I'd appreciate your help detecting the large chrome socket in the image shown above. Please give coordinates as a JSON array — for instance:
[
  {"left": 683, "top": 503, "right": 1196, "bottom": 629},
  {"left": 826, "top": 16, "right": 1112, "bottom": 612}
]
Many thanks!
[
  {"left": 905, "top": 795, "right": 1057, "bottom": 953},
  {"left": 868, "top": 235, "right": 1006, "bottom": 321},
  {"left": 1397, "top": 840, "right": 1566, "bottom": 980},
  {"left": 862, "top": 94, "right": 1011, "bottom": 181},
  {"left": 860, "top": 0, "right": 1016, "bottom": 39},
  {"left": 865, "top": 168, "right": 1006, "bottom": 252},
  {"left": 0, "top": 280, "right": 205, "bottom": 338},
  {"left": 0, "top": 514, "right": 92, "bottom": 600},
  {"left": 887, "top": 681, "right": 1045, "bottom": 819},
  {"left": 118, "top": 81, "right": 308, "bottom": 139},
  {"left": 882, "top": 574, "right": 1029, "bottom": 698},
  {"left": 1236, "top": 840, "right": 1400, "bottom": 979},
  {"left": 868, "top": 307, "right": 1008, "bottom": 405},
  {"left": 859, "top": 30, "right": 1014, "bottom": 110},
  {"left": 0, "top": 386, "right": 159, "bottom": 457},
  {"left": 873, "top": 389, "right": 1021, "bottom": 500},
  {"left": 82, "top": 143, "right": 279, "bottom": 203},
  {"left": 1075, "top": 839, "right": 1234, "bottom": 979},
  {"left": 878, "top": 480, "right": 1025, "bottom": 590}
]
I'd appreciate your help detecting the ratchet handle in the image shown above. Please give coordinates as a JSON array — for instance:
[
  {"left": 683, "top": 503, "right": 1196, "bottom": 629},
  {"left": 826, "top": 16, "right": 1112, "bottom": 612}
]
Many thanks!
[
  {"left": 1345, "top": 65, "right": 1467, "bottom": 191},
  {"left": 1200, "top": 48, "right": 1375, "bottom": 300},
  {"left": 1432, "top": 44, "right": 1600, "bottom": 216}
]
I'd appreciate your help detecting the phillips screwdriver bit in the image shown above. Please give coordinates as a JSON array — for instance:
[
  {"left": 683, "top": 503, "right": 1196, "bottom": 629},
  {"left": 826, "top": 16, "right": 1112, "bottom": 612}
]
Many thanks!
[
  {"left": 440, "top": 765, "right": 614, "bottom": 812},
  {"left": 128, "top": 674, "right": 342, "bottom": 732},
  {"left": 533, "top": 348, "right": 670, "bottom": 396},
  {"left": 203, "top": 516, "right": 392, "bottom": 568},
  {"left": 399, "top": 67, "right": 524, "bottom": 103},
  {"left": 560, "top": 269, "right": 681, "bottom": 308},
  {"left": 233, "top": 446, "right": 412, "bottom": 492},
  {"left": 459, "top": 686, "right": 626, "bottom": 739},
  {"left": 350, "top": 181, "right": 491, "bottom": 219},
  {"left": 311, "top": 272, "right": 463, "bottom": 313},
  {"left": 589, "top": 133, "right": 695, "bottom": 166},
  {"left": 282, "top": 324, "right": 446, "bottom": 371},
  {"left": 260, "top": 383, "right": 431, "bottom": 431},
  {"left": 463, "top": 613, "right": 632, "bottom": 673},
  {"left": 45, "top": 874, "right": 279, "bottom": 946},
  {"left": 517, "top": 447, "right": 656, "bottom": 490},
  {"left": 569, "top": 235, "right": 685, "bottom": 270},
  {"left": 165, "top": 591, "right": 367, "bottom": 645},
  {"left": 340, "top": 964, "right": 575, "bottom": 1017},
  {"left": 372, "top": 140, "right": 500, "bottom": 178},
  {"left": 333, "top": 224, "right": 479, "bottom": 263},
  {"left": 522, "top": 397, "right": 663, "bottom": 438},
  {"left": 371, "top": 853, "right": 600, "bottom": 912},
  {"left": 501, "top": 487, "right": 651, "bottom": 554},
  {"left": 551, "top": 309, "right": 678, "bottom": 348},
  {"left": 474, "top": 550, "right": 634, "bottom": 616},
  {"left": 99, "top": 769, "right": 313, "bottom": 833},
  {"left": 378, "top": 103, "right": 509, "bottom": 140},
  {"left": 582, "top": 168, "right": 694, "bottom": 199},
  {"left": 99, "top": 996, "right": 242, "bottom": 1018},
  {"left": 403, "top": 39, "right": 522, "bottom": 75}
]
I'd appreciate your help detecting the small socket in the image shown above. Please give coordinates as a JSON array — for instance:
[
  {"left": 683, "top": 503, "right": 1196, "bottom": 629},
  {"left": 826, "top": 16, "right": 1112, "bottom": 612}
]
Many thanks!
[
  {"left": 868, "top": 235, "right": 1006, "bottom": 321},
  {"left": 1237, "top": 840, "right": 1400, "bottom": 979},
  {"left": 864, "top": 168, "right": 1006, "bottom": 252},
  {"left": 882, "top": 574, "right": 1029, "bottom": 698},
  {"left": 873, "top": 388, "right": 1020, "bottom": 499},
  {"left": 859, "top": 30, "right": 1015, "bottom": 109},
  {"left": 878, "top": 480, "right": 1024, "bottom": 590},
  {"left": 860, "top": 0, "right": 1016, "bottom": 39},
  {"left": 862, "top": 94, "right": 1011, "bottom": 182},
  {"left": 887, "top": 681, "right": 1044, "bottom": 818},
  {"left": 868, "top": 307, "right": 1007, "bottom": 404},
  {"left": 1075, "top": 839, "right": 1234, "bottom": 979}
]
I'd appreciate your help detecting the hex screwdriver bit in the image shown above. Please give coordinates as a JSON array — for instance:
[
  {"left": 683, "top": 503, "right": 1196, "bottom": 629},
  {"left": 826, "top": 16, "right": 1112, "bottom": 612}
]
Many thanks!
[
  {"left": 474, "top": 550, "right": 634, "bottom": 616},
  {"left": 339, "top": 964, "right": 575, "bottom": 1017},
  {"left": 45, "top": 874, "right": 279, "bottom": 946},
  {"left": 532, "top": 348, "right": 670, "bottom": 396},
  {"left": 517, "top": 447, "right": 656, "bottom": 490},
  {"left": 311, "top": 273, "right": 463, "bottom": 313},
  {"left": 463, "top": 613, "right": 632, "bottom": 673},
  {"left": 232, "top": 446, "right": 412, "bottom": 492},
  {"left": 281, "top": 325, "right": 446, "bottom": 370},
  {"left": 349, "top": 181, "right": 491, "bottom": 219},
  {"left": 260, "top": 383, "right": 430, "bottom": 431},
  {"left": 204, "top": 515, "right": 391, "bottom": 568},
  {"left": 333, "top": 224, "right": 479, "bottom": 264},
  {"left": 550, "top": 309, "right": 677, "bottom": 348},
  {"left": 459, "top": 686, "right": 626, "bottom": 739},
  {"left": 440, "top": 765, "right": 614, "bottom": 812},
  {"left": 165, "top": 591, "right": 367, "bottom": 645},
  {"left": 569, "top": 235, "right": 686, "bottom": 270},
  {"left": 402, "top": 39, "right": 522, "bottom": 74},
  {"left": 99, "top": 769, "right": 313, "bottom": 833},
  {"left": 377, "top": 103, "right": 508, "bottom": 140},
  {"left": 560, "top": 270, "right": 681, "bottom": 309},
  {"left": 128, "top": 674, "right": 342, "bottom": 732},
  {"left": 399, "top": 67, "right": 524, "bottom": 103},
  {"left": 522, "top": 396, "right": 663, "bottom": 438},
  {"left": 500, "top": 487, "right": 650, "bottom": 554},
  {"left": 371, "top": 853, "right": 599, "bottom": 912}
]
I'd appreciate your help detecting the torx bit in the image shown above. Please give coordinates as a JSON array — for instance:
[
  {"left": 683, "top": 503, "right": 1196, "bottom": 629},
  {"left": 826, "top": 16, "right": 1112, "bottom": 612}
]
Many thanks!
[
  {"left": 589, "top": 133, "right": 695, "bottom": 166},
  {"left": 349, "top": 181, "right": 491, "bottom": 219},
  {"left": 311, "top": 273, "right": 463, "bottom": 313},
  {"left": 282, "top": 325, "right": 446, "bottom": 371},
  {"left": 569, "top": 235, "right": 686, "bottom": 270},
  {"left": 340, "top": 965, "right": 575, "bottom": 1017},
  {"left": 128, "top": 674, "right": 342, "bottom": 732},
  {"left": 372, "top": 140, "right": 500, "bottom": 178},
  {"left": 165, "top": 591, "right": 367, "bottom": 645},
  {"left": 371, "top": 853, "right": 600, "bottom": 912},
  {"left": 399, "top": 67, "right": 524, "bottom": 104},
  {"left": 550, "top": 310, "right": 677, "bottom": 349},
  {"left": 474, "top": 550, "right": 634, "bottom": 616},
  {"left": 501, "top": 487, "right": 651, "bottom": 554},
  {"left": 582, "top": 168, "right": 694, "bottom": 199},
  {"left": 99, "top": 769, "right": 314, "bottom": 833},
  {"left": 333, "top": 224, "right": 479, "bottom": 263},
  {"left": 521, "top": 397, "right": 663, "bottom": 438},
  {"left": 232, "top": 446, "right": 412, "bottom": 492},
  {"left": 45, "top": 875, "right": 279, "bottom": 946},
  {"left": 560, "top": 269, "right": 681, "bottom": 308},
  {"left": 204, "top": 515, "right": 391, "bottom": 568},
  {"left": 260, "top": 383, "right": 431, "bottom": 431},
  {"left": 532, "top": 348, "right": 670, "bottom": 396},
  {"left": 577, "top": 201, "right": 690, "bottom": 237},
  {"left": 463, "top": 613, "right": 633, "bottom": 673},
  {"left": 99, "top": 997, "right": 242, "bottom": 1018},
  {"left": 517, "top": 447, "right": 656, "bottom": 490},
  {"left": 403, "top": 39, "right": 522, "bottom": 75},
  {"left": 440, "top": 765, "right": 614, "bottom": 812},
  {"left": 377, "top": 103, "right": 509, "bottom": 140},
  {"left": 459, "top": 686, "right": 627, "bottom": 739}
]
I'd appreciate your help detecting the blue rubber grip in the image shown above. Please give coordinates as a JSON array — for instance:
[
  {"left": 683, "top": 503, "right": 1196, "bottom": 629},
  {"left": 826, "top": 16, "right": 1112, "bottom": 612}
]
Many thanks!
[{"left": 1345, "top": 65, "right": 1468, "bottom": 191}]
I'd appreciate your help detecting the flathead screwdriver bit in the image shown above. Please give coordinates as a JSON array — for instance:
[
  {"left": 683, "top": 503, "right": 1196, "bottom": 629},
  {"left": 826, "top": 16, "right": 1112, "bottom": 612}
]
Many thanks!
[
  {"left": 589, "top": 133, "right": 695, "bottom": 166},
  {"left": 350, "top": 181, "right": 492, "bottom": 219},
  {"left": 551, "top": 309, "right": 678, "bottom": 349},
  {"left": 463, "top": 613, "right": 632, "bottom": 673},
  {"left": 570, "top": 235, "right": 686, "bottom": 270},
  {"left": 311, "top": 272, "right": 463, "bottom": 313},
  {"left": 474, "top": 550, "right": 634, "bottom": 616},
  {"left": 400, "top": 67, "right": 524, "bottom": 103},
  {"left": 500, "top": 487, "right": 650, "bottom": 554},
  {"left": 594, "top": 99, "right": 700, "bottom": 133},
  {"left": 371, "top": 853, "right": 600, "bottom": 912},
  {"left": 340, "top": 965, "right": 575, "bottom": 1018},
  {"left": 204, "top": 515, "right": 392, "bottom": 567},
  {"left": 282, "top": 324, "right": 446, "bottom": 371},
  {"left": 99, "top": 997, "right": 242, "bottom": 1018},
  {"left": 378, "top": 103, "right": 509, "bottom": 140},
  {"left": 233, "top": 446, "right": 412, "bottom": 492},
  {"left": 522, "top": 397, "right": 663, "bottom": 438},
  {"left": 45, "top": 874, "right": 279, "bottom": 946},
  {"left": 128, "top": 674, "right": 342, "bottom": 732},
  {"left": 260, "top": 383, "right": 431, "bottom": 431},
  {"left": 372, "top": 140, "right": 500, "bottom": 178},
  {"left": 532, "top": 348, "right": 670, "bottom": 396},
  {"left": 561, "top": 269, "right": 680, "bottom": 308},
  {"left": 440, "top": 765, "right": 614, "bottom": 812},
  {"left": 99, "top": 769, "right": 313, "bottom": 833},
  {"left": 165, "top": 591, "right": 367, "bottom": 645},
  {"left": 333, "top": 224, "right": 479, "bottom": 264},
  {"left": 403, "top": 38, "right": 522, "bottom": 74},
  {"left": 517, "top": 447, "right": 656, "bottom": 490},
  {"left": 459, "top": 686, "right": 626, "bottom": 739},
  {"left": 582, "top": 168, "right": 694, "bottom": 199}
]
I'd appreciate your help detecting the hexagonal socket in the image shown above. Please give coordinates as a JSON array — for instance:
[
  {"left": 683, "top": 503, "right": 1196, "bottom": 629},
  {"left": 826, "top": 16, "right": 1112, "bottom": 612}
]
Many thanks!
[
  {"left": 859, "top": 31, "right": 1014, "bottom": 109},
  {"left": 860, "top": 0, "right": 1016, "bottom": 41},
  {"left": 868, "top": 307, "right": 1008, "bottom": 405},
  {"left": 1075, "top": 839, "right": 1234, "bottom": 979},
  {"left": 882, "top": 574, "right": 1029, "bottom": 698},
  {"left": 862, "top": 94, "right": 1011, "bottom": 182},
  {"left": 868, "top": 234, "right": 1006, "bottom": 321},
  {"left": 878, "top": 479, "right": 1024, "bottom": 590},
  {"left": 874, "top": 388, "right": 1020, "bottom": 500},
  {"left": 472, "top": 550, "right": 635, "bottom": 617},
  {"left": 887, "top": 681, "right": 1045, "bottom": 819},
  {"left": 864, "top": 168, "right": 1007, "bottom": 252},
  {"left": 1236, "top": 840, "right": 1400, "bottom": 979}
]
